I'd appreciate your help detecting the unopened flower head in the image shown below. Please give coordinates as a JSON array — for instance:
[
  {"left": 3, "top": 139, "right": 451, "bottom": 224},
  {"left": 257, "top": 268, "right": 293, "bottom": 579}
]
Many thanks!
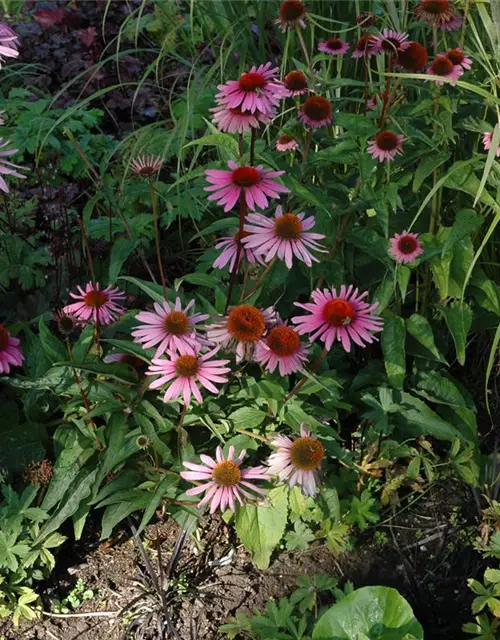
[
  {"left": 63, "top": 282, "right": 126, "bottom": 326},
  {"left": 292, "top": 285, "right": 384, "bottom": 352},
  {"left": 267, "top": 425, "right": 324, "bottom": 496},
  {"left": 389, "top": 231, "right": 424, "bottom": 264},
  {"left": 181, "top": 446, "right": 269, "bottom": 513},
  {"left": 204, "top": 161, "right": 289, "bottom": 213},
  {"left": 243, "top": 205, "right": 326, "bottom": 269},
  {"left": 0, "top": 324, "right": 24, "bottom": 374}
]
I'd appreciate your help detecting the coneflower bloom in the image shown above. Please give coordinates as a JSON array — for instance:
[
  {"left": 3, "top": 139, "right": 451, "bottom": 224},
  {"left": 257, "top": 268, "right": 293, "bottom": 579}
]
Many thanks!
[
  {"left": 352, "top": 35, "right": 379, "bottom": 58},
  {"left": 366, "top": 93, "right": 383, "bottom": 111},
  {"left": 255, "top": 324, "right": 308, "bottom": 375},
  {"left": 132, "top": 298, "right": 208, "bottom": 357},
  {"left": 213, "top": 230, "right": 263, "bottom": 273},
  {"left": 180, "top": 446, "right": 269, "bottom": 513},
  {"left": 130, "top": 154, "right": 163, "bottom": 177},
  {"left": 356, "top": 11, "right": 376, "bottom": 27},
  {"left": 0, "top": 139, "right": 26, "bottom": 194},
  {"left": 283, "top": 70, "right": 310, "bottom": 97},
  {"left": 292, "top": 285, "right": 384, "bottom": 352},
  {"left": 0, "top": 324, "right": 24, "bottom": 374},
  {"left": 482, "top": 132, "right": 500, "bottom": 157},
  {"left": 373, "top": 29, "right": 411, "bottom": 55},
  {"left": 267, "top": 424, "right": 324, "bottom": 496},
  {"left": 211, "top": 105, "right": 271, "bottom": 134},
  {"left": 367, "top": 131, "right": 405, "bottom": 162},
  {"left": 414, "top": 0, "right": 462, "bottom": 31},
  {"left": 396, "top": 41, "right": 428, "bottom": 71},
  {"left": 53, "top": 308, "right": 80, "bottom": 336},
  {"left": 275, "top": 0, "right": 308, "bottom": 32},
  {"left": 215, "top": 62, "right": 286, "bottom": 116},
  {"left": 276, "top": 133, "right": 299, "bottom": 152},
  {"left": 204, "top": 161, "right": 289, "bottom": 213},
  {"left": 0, "top": 23, "right": 19, "bottom": 62},
  {"left": 147, "top": 348, "right": 230, "bottom": 405},
  {"left": 63, "top": 282, "right": 126, "bottom": 326},
  {"left": 446, "top": 47, "right": 472, "bottom": 70},
  {"left": 299, "top": 96, "right": 332, "bottom": 129},
  {"left": 389, "top": 231, "right": 424, "bottom": 264},
  {"left": 318, "top": 38, "right": 350, "bottom": 56},
  {"left": 426, "top": 55, "right": 463, "bottom": 85},
  {"left": 207, "top": 304, "right": 277, "bottom": 362},
  {"left": 242, "top": 206, "right": 326, "bottom": 269}
]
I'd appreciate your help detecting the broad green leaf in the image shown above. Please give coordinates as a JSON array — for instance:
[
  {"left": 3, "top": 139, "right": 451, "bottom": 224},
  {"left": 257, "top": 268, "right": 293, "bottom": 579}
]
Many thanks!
[
  {"left": 134, "top": 413, "right": 172, "bottom": 463},
  {"left": 313, "top": 586, "right": 423, "bottom": 640},
  {"left": 108, "top": 237, "right": 136, "bottom": 282},
  {"left": 335, "top": 113, "right": 379, "bottom": 135},
  {"left": 396, "top": 392, "right": 463, "bottom": 442},
  {"left": 137, "top": 475, "right": 178, "bottom": 534},
  {"left": 235, "top": 484, "right": 288, "bottom": 569},
  {"left": 229, "top": 406, "right": 267, "bottom": 428},
  {"left": 381, "top": 316, "right": 406, "bottom": 390},
  {"left": 414, "top": 371, "right": 465, "bottom": 407},
  {"left": 174, "top": 272, "right": 220, "bottom": 290},
  {"left": 191, "top": 217, "right": 239, "bottom": 241},
  {"left": 119, "top": 275, "right": 170, "bottom": 304},
  {"left": 347, "top": 227, "right": 392, "bottom": 266},
  {"left": 442, "top": 209, "right": 483, "bottom": 257},
  {"left": 406, "top": 314, "right": 447, "bottom": 364},
  {"left": 100, "top": 491, "right": 151, "bottom": 540},
  {"left": 38, "top": 318, "right": 66, "bottom": 364},
  {"left": 443, "top": 302, "right": 473, "bottom": 366},
  {"left": 397, "top": 266, "right": 411, "bottom": 302},
  {"left": 413, "top": 151, "right": 450, "bottom": 192},
  {"left": 184, "top": 132, "right": 239, "bottom": 157}
]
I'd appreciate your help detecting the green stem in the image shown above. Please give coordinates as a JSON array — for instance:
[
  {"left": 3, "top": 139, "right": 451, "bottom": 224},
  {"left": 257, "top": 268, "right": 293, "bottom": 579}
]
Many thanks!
[
  {"left": 284, "top": 348, "right": 328, "bottom": 403},
  {"left": 296, "top": 26, "right": 312, "bottom": 76},
  {"left": 149, "top": 181, "right": 168, "bottom": 299}
]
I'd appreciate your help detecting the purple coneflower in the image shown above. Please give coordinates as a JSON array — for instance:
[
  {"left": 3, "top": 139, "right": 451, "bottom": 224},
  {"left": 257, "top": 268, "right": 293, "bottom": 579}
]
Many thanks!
[
  {"left": 426, "top": 55, "right": 463, "bottom": 85},
  {"left": 130, "top": 155, "right": 163, "bottom": 177},
  {"left": 292, "top": 285, "right": 384, "bottom": 352},
  {"left": 414, "top": 0, "right": 462, "bottom": 31},
  {"left": 275, "top": 0, "right": 308, "bottom": 32},
  {"left": 213, "top": 230, "right": 262, "bottom": 273},
  {"left": 132, "top": 298, "right": 208, "bottom": 357},
  {"left": 389, "top": 231, "right": 424, "bottom": 264},
  {"left": 215, "top": 62, "right": 285, "bottom": 117},
  {"left": 0, "top": 138, "right": 26, "bottom": 193},
  {"left": 207, "top": 304, "right": 276, "bottom": 362},
  {"left": 242, "top": 206, "right": 325, "bottom": 269},
  {"left": 0, "top": 23, "right": 19, "bottom": 61},
  {"left": 352, "top": 35, "right": 379, "bottom": 58},
  {"left": 373, "top": 29, "right": 411, "bottom": 55},
  {"left": 147, "top": 348, "right": 230, "bottom": 405},
  {"left": 211, "top": 105, "right": 271, "bottom": 134},
  {"left": 180, "top": 446, "right": 269, "bottom": 513},
  {"left": 267, "top": 425, "right": 324, "bottom": 496},
  {"left": 283, "top": 70, "right": 310, "bottom": 97},
  {"left": 318, "top": 38, "right": 350, "bottom": 56},
  {"left": 63, "top": 282, "right": 126, "bottom": 326},
  {"left": 0, "top": 324, "right": 24, "bottom": 374},
  {"left": 446, "top": 47, "right": 472, "bottom": 70},
  {"left": 204, "top": 161, "right": 289, "bottom": 213},
  {"left": 254, "top": 324, "right": 308, "bottom": 376},
  {"left": 367, "top": 131, "right": 405, "bottom": 163},
  {"left": 396, "top": 41, "right": 429, "bottom": 71},
  {"left": 299, "top": 96, "right": 333, "bottom": 129},
  {"left": 483, "top": 132, "right": 500, "bottom": 157},
  {"left": 276, "top": 134, "right": 299, "bottom": 152}
]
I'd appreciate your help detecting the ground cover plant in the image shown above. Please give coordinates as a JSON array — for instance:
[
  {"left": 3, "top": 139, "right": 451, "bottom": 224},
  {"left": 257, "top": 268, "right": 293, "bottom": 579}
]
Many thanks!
[{"left": 1, "top": 0, "right": 500, "bottom": 637}]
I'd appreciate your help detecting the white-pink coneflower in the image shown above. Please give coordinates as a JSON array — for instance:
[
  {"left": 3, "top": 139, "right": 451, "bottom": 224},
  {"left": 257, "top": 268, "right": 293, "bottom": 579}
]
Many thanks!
[
  {"left": 283, "top": 70, "right": 310, "bottom": 97},
  {"left": 132, "top": 298, "right": 208, "bottom": 357},
  {"left": 483, "top": 132, "right": 500, "bottom": 157},
  {"left": 180, "top": 446, "right": 269, "bottom": 513},
  {"left": 63, "top": 282, "right": 126, "bottom": 326},
  {"left": 242, "top": 206, "right": 325, "bottom": 269},
  {"left": 130, "top": 154, "right": 163, "bottom": 177},
  {"left": 146, "top": 348, "right": 230, "bottom": 405},
  {"left": 446, "top": 47, "right": 472, "bottom": 70},
  {"left": 204, "top": 161, "right": 289, "bottom": 213},
  {"left": 299, "top": 96, "right": 333, "bottom": 129},
  {"left": 254, "top": 324, "right": 308, "bottom": 376},
  {"left": 373, "top": 29, "right": 411, "bottom": 55},
  {"left": 292, "top": 285, "right": 384, "bottom": 352},
  {"left": 367, "top": 131, "right": 405, "bottom": 163},
  {"left": 276, "top": 134, "right": 299, "bottom": 152},
  {"left": 0, "top": 324, "right": 24, "bottom": 374},
  {"left": 0, "top": 138, "right": 26, "bottom": 193},
  {"left": 318, "top": 38, "right": 350, "bottom": 56},
  {"left": 211, "top": 105, "right": 271, "bottom": 134},
  {"left": 426, "top": 55, "right": 463, "bottom": 85},
  {"left": 389, "top": 231, "right": 424, "bottom": 264},
  {"left": 215, "top": 62, "right": 286, "bottom": 117},
  {"left": 207, "top": 304, "right": 277, "bottom": 362},
  {"left": 213, "top": 230, "right": 263, "bottom": 273},
  {"left": 267, "top": 425, "right": 324, "bottom": 496}
]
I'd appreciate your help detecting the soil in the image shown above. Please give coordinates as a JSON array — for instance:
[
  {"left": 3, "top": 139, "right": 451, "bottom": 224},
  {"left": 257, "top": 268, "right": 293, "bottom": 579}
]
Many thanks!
[{"left": 1, "top": 479, "right": 482, "bottom": 640}]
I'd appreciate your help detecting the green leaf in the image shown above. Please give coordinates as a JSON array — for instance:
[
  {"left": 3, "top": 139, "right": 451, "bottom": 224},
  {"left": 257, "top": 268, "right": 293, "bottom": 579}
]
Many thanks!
[
  {"left": 100, "top": 491, "right": 151, "bottom": 539},
  {"left": 134, "top": 412, "right": 172, "bottom": 463},
  {"left": 285, "top": 521, "right": 315, "bottom": 551},
  {"left": 381, "top": 316, "right": 406, "bottom": 390},
  {"left": 235, "top": 484, "right": 288, "bottom": 569},
  {"left": 414, "top": 371, "right": 466, "bottom": 407},
  {"left": 119, "top": 275, "right": 168, "bottom": 304},
  {"left": 312, "top": 586, "right": 423, "bottom": 640},
  {"left": 443, "top": 302, "right": 473, "bottom": 366},
  {"left": 184, "top": 132, "right": 239, "bottom": 157},
  {"left": 442, "top": 209, "right": 483, "bottom": 257},
  {"left": 174, "top": 272, "right": 220, "bottom": 290},
  {"left": 397, "top": 266, "right": 411, "bottom": 302},
  {"left": 228, "top": 406, "right": 267, "bottom": 428},
  {"left": 38, "top": 317, "right": 66, "bottom": 364},
  {"left": 137, "top": 475, "right": 178, "bottom": 534},
  {"left": 396, "top": 392, "right": 464, "bottom": 442},
  {"left": 191, "top": 217, "right": 239, "bottom": 241},
  {"left": 347, "top": 227, "right": 392, "bottom": 266},
  {"left": 413, "top": 151, "right": 450, "bottom": 192},
  {"left": 108, "top": 237, "right": 136, "bottom": 283},
  {"left": 406, "top": 314, "right": 447, "bottom": 363}
]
